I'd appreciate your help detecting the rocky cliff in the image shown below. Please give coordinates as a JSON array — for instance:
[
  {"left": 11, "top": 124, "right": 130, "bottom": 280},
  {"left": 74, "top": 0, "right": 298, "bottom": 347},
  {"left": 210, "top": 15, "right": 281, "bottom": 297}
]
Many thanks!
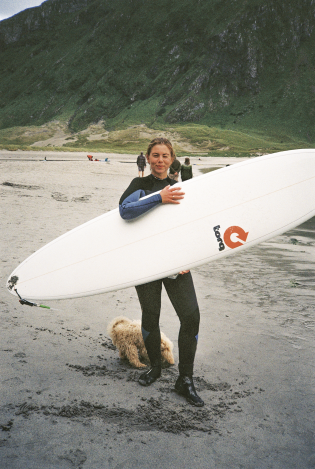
[{"left": 0, "top": 0, "right": 314, "bottom": 140}]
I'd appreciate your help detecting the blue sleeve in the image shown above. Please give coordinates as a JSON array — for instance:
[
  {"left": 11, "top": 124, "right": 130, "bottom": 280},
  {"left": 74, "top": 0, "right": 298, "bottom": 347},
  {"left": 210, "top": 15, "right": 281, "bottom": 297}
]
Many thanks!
[{"left": 119, "top": 189, "right": 162, "bottom": 220}]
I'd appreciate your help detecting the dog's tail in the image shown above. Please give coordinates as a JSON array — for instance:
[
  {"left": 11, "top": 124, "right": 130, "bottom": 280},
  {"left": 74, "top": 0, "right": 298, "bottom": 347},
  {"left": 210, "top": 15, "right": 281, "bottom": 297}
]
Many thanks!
[{"left": 107, "top": 316, "right": 130, "bottom": 336}]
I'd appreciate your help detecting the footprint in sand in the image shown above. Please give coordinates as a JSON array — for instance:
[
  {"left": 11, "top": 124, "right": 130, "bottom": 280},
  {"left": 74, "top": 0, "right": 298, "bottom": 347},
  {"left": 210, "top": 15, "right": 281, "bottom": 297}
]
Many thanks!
[
  {"left": 59, "top": 449, "right": 87, "bottom": 468},
  {"left": 51, "top": 192, "right": 68, "bottom": 202},
  {"left": 72, "top": 195, "right": 91, "bottom": 203}
]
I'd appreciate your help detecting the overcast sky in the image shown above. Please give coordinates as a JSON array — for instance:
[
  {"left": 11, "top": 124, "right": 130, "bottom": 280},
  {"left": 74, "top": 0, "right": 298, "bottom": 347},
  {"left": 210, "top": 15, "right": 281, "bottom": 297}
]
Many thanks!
[{"left": 0, "top": 0, "right": 45, "bottom": 21}]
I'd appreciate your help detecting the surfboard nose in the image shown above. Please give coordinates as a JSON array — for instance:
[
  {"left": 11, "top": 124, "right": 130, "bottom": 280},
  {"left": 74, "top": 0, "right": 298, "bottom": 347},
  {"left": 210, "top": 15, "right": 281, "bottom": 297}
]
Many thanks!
[{"left": 6, "top": 274, "right": 19, "bottom": 295}]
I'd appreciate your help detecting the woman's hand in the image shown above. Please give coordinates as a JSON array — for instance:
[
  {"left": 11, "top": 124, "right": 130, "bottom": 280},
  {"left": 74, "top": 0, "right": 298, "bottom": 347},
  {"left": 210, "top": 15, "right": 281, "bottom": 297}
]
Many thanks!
[
  {"left": 160, "top": 185, "right": 185, "bottom": 204},
  {"left": 179, "top": 270, "right": 190, "bottom": 275}
]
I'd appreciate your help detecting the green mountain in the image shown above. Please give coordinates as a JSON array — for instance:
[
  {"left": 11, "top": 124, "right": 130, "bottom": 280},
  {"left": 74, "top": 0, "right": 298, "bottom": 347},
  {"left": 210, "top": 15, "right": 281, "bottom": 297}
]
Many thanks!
[{"left": 0, "top": 0, "right": 314, "bottom": 145}]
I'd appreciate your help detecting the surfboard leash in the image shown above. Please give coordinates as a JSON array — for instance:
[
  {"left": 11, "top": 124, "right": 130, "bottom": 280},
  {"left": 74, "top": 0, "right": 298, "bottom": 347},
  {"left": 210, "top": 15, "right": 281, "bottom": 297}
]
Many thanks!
[{"left": 14, "top": 288, "right": 61, "bottom": 311}]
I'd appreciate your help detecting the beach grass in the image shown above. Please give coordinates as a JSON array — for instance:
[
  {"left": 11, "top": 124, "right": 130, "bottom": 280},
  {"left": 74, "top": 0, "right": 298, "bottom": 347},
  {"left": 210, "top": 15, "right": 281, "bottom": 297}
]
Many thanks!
[{"left": 0, "top": 122, "right": 310, "bottom": 157}]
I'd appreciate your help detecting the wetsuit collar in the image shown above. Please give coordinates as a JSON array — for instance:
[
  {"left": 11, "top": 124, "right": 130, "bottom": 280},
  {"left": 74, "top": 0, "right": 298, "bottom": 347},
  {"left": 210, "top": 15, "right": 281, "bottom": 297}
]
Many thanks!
[{"left": 151, "top": 174, "right": 169, "bottom": 181}]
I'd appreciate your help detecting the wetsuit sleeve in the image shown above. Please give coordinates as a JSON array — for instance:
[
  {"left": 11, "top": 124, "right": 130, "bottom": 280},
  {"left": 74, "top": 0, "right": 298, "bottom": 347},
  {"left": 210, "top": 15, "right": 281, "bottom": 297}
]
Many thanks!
[
  {"left": 119, "top": 178, "right": 142, "bottom": 205},
  {"left": 119, "top": 190, "right": 162, "bottom": 220}
]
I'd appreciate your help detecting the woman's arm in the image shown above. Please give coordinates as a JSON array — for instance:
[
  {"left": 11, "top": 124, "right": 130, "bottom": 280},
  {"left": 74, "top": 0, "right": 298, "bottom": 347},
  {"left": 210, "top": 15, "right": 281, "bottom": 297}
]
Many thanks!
[
  {"left": 119, "top": 185, "right": 185, "bottom": 220},
  {"left": 119, "top": 190, "right": 162, "bottom": 220}
]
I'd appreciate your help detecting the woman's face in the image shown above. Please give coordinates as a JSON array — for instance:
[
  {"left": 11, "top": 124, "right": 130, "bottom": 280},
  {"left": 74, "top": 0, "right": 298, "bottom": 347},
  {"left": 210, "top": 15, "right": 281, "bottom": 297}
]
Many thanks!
[{"left": 146, "top": 144, "right": 174, "bottom": 179}]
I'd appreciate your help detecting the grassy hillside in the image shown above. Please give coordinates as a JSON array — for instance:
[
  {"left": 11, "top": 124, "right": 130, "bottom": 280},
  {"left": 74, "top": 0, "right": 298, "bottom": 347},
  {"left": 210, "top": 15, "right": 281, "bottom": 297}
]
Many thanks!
[
  {"left": 0, "top": 121, "right": 307, "bottom": 157},
  {"left": 0, "top": 0, "right": 314, "bottom": 150}
]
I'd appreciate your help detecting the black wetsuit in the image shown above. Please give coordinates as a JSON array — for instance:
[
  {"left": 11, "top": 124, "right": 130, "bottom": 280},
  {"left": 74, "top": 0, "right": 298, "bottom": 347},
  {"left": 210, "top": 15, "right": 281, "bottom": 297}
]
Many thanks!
[
  {"left": 119, "top": 174, "right": 200, "bottom": 377},
  {"left": 119, "top": 174, "right": 175, "bottom": 204}
]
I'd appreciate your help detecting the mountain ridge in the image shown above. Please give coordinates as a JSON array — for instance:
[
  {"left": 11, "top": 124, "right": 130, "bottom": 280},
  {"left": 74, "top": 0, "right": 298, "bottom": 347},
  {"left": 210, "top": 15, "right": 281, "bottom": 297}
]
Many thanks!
[{"left": 0, "top": 0, "right": 314, "bottom": 143}]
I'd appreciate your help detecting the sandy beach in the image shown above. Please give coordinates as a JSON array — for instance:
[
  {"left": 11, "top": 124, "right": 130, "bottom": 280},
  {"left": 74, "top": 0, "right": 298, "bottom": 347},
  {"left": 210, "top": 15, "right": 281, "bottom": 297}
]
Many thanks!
[{"left": 1, "top": 150, "right": 315, "bottom": 469}]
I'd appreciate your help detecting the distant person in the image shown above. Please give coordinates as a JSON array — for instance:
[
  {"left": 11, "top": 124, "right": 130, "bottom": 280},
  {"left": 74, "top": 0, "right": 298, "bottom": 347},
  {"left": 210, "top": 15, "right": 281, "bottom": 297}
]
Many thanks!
[
  {"left": 169, "top": 155, "right": 181, "bottom": 181},
  {"left": 180, "top": 157, "right": 193, "bottom": 181},
  {"left": 137, "top": 152, "right": 146, "bottom": 177},
  {"left": 87, "top": 155, "right": 93, "bottom": 161}
]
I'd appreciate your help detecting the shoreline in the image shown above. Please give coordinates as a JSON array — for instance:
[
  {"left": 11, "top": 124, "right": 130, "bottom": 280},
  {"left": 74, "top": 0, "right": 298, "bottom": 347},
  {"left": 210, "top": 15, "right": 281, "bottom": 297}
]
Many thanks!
[{"left": 0, "top": 149, "right": 250, "bottom": 174}]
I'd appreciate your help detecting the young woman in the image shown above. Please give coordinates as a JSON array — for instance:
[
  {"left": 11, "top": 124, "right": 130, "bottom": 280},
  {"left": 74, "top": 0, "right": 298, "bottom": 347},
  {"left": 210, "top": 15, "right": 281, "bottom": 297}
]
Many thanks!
[{"left": 119, "top": 138, "right": 204, "bottom": 407}]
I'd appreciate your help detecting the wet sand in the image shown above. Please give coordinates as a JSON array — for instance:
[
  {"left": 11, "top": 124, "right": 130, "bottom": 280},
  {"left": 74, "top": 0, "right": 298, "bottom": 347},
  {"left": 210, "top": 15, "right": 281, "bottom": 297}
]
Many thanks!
[{"left": 1, "top": 151, "right": 315, "bottom": 469}]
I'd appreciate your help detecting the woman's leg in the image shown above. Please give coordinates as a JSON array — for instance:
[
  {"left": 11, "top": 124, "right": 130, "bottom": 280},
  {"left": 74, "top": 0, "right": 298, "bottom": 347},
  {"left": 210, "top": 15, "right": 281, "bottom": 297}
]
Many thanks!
[
  {"left": 135, "top": 280, "right": 163, "bottom": 386},
  {"left": 163, "top": 272, "right": 200, "bottom": 376},
  {"left": 163, "top": 272, "right": 204, "bottom": 406}
]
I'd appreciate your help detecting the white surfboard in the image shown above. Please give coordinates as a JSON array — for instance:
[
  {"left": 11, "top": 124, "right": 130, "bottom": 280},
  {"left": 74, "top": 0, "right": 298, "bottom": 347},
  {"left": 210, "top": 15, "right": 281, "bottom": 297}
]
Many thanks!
[{"left": 7, "top": 149, "right": 315, "bottom": 301}]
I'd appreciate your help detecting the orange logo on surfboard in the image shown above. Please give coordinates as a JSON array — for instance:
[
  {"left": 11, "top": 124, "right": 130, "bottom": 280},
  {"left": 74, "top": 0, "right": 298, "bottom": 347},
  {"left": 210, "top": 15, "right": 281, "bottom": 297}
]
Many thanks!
[
  {"left": 213, "top": 225, "right": 249, "bottom": 251},
  {"left": 223, "top": 226, "right": 249, "bottom": 249}
]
